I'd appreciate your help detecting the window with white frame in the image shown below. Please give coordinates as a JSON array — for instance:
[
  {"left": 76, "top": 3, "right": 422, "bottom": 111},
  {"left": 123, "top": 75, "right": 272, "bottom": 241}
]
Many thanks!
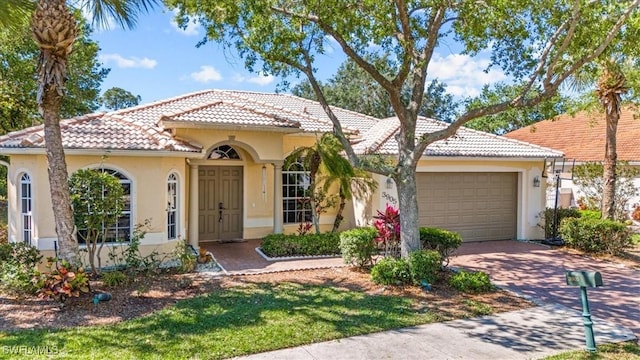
[
  {"left": 77, "top": 169, "right": 132, "bottom": 243},
  {"left": 282, "top": 160, "right": 312, "bottom": 224},
  {"left": 19, "top": 173, "right": 32, "bottom": 245},
  {"left": 167, "top": 173, "right": 178, "bottom": 240}
]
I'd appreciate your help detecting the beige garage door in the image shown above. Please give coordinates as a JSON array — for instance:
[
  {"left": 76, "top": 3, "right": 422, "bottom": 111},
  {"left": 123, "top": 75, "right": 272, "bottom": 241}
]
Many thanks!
[{"left": 416, "top": 172, "right": 517, "bottom": 242}]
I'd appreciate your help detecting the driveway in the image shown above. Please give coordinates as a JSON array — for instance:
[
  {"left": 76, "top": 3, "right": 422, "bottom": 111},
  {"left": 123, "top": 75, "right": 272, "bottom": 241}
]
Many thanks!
[{"left": 450, "top": 241, "right": 640, "bottom": 340}]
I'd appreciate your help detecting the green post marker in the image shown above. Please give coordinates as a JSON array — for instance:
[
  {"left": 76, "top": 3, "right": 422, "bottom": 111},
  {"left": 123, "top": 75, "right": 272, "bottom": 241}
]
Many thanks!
[
  {"left": 579, "top": 286, "right": 596, "bottom": 352},
  {"left": 565, "top": 271, "right": 603, "bottom": 353}
]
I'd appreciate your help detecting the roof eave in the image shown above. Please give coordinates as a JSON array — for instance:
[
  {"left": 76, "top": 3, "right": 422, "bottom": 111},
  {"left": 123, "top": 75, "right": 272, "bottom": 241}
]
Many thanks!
[
  {"left": 160, "top": 120, "right": 302, "bottom": 133},
  {"left": 0, "top": 148, "right": 204, "bottom": 158}
]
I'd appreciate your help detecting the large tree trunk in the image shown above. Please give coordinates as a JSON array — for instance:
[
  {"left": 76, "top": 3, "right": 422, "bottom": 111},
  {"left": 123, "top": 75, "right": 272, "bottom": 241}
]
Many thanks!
[
  {"left": 601, "top": 108, "right": 619, "bottom": 220},
  {"left": 396, "top": 163, "right": 421, "bottom": 258},
  {"left": 42, "top": 86, "right": 79, "bottom": 265}
]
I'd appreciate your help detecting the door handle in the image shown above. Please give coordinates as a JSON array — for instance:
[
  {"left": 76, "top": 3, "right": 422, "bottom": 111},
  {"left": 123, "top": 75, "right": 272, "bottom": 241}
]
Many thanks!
[{"left": 219, "top": 202, "right": 224, "bottom": 222}]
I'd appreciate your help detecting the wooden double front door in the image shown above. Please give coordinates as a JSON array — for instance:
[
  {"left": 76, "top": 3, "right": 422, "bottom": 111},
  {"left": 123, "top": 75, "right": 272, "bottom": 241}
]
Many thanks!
[{"left": 198, "top": 166, "right": 243, "bottom": 241}]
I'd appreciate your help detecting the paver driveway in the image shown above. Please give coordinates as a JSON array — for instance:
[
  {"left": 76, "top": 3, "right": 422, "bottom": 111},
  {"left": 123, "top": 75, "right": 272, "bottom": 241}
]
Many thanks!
[{"left": 450, "top": 240, "right": 640, "bottom": 340}]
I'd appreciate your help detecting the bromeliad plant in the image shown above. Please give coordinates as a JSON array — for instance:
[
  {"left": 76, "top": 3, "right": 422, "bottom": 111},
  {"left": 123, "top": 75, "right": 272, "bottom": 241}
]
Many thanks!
[
  {"left": 374, "top": 204, "right": 401, "bottom": 258},
  {"left": 34, "top": 257, "right": 90, "bottom": 304}
]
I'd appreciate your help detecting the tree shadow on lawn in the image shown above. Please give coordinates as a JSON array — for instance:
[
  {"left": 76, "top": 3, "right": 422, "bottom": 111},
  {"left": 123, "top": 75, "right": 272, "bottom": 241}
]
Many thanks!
[{"left": 0, "top": 281, "right": 436, "bottom": 359}]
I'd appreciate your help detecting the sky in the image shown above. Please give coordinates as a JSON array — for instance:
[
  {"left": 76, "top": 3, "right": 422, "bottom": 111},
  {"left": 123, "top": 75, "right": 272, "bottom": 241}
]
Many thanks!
[{"left": 91, "top": 5, "right": 507, "bottom": 106}]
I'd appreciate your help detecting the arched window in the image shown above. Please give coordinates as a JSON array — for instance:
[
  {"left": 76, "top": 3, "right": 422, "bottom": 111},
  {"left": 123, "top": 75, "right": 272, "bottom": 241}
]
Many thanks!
[
  {"left": 19, "top": 173, "right": 33, "bottom": 245},
  {"left": 282, "top": 159, "right": 311, "bottom": 224},
  {"left": 167, "top": 173, "right": 179, "bottom": 240},
  {"left": 209, "top": 145, "right": 240, "bottom": 160},
  {"left": 77, "top": 168, "right": 132, "bottom": 243}
]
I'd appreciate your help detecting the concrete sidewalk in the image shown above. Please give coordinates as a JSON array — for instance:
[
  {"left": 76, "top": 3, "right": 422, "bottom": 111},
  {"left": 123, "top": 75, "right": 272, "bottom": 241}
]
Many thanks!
[{"left": 236, "top": 304, "right": 635, "bottom": 360}]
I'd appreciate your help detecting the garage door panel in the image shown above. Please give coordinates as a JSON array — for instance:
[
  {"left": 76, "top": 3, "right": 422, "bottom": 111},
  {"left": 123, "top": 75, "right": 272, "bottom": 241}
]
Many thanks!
[{"left": 417, "top": 172, "right": 517, "bottom": 242}]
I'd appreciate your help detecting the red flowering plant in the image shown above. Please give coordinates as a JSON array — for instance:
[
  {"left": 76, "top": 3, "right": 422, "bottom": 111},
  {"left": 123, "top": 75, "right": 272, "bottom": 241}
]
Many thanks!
[{"left": 374, "top": 204, "right": 401, "bottom": 258}]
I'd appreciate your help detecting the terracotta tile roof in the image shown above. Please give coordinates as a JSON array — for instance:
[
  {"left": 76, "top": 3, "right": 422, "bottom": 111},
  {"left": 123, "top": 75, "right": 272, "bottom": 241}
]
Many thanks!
[
  {"left": 0, "top": 89, "right": 373, "bottom": 152},
  {"left": 355, "top": 116, "right": 563, "bottom": 158},
  {"left": 504, "top": 107, "right": 640, "bottom": 161}
]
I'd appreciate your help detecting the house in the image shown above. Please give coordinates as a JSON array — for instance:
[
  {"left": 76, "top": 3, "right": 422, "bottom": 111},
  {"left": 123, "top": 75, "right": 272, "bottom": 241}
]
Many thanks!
[
  {"left": 0, "top": 89, "right": 562, "bottom": 263},
  {"left": 505, "top": 106, "right": 640, "bottom": 212}
]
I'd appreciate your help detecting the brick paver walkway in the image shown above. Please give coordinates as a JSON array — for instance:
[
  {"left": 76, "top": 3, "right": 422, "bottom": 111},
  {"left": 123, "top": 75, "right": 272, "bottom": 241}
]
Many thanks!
[
  {"left": 201, "top": 239, "right": 345, "bottom": 275},
  {"left": 450, "top": 240, "right": 640, "bottom": 340}
]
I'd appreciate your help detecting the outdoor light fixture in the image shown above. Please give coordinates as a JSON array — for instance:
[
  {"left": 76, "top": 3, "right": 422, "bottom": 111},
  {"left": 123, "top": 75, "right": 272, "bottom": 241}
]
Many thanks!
[
  {"left": 386, "top": 177, "right": 394, "bottom": 189},
  {"left": 533, "top": 176, "right": 541, "bottom": 188}
]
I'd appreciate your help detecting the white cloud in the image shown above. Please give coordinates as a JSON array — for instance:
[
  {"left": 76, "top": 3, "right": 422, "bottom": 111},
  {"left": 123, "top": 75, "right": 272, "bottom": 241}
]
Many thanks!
[
  {"left": 428, "top": 53, "right": 507, "bottom": 97},
  {"left": 191, "top": 66, "right": 223, "bottom": 83},
  {"left": 99, "top": 54, "right": 157, "bottom": 69},
  {"left": 170, "top": 9, "right": 201, "bottom": 36},
  {"left": 233, "top": 73, "right": 276, "bottom": 86}
]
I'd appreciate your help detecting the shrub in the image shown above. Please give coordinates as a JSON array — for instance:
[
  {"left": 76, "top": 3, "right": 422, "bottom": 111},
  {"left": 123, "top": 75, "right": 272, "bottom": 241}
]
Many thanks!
[
  {"left": 419, "top": 227, "right": 462, "bottom": 267},
  {"left": 34, "top": 258, "right": 90, "bottom": 303},
  {"left": 450, "top": 270, "right": 494, "bottom": 293},
  {"left": 108, "top": 220, "right": 159, "bottom": 273},
  {"left": 373, "top": 205, "right": 401, "bottom": 258},
  {"left": 370, "top": 257, "right": 411, "bottom": 285},
  {"left": 632, "top": 204, "right": 640, "bottom": 221},
  {"left": 408, "top": 250, "right": 441, "bottom": 285},
  {"left": 173, "top": 238, "right": 196, "bottom": 273},
  {"left": 540, "top": 208, "right": 581, "bottom": 238},
  {"left": 101, "top": 270, "right": 128, "bottom": 287},
  {"left": 261, "top": 232, "right": 340, "bottom": 257},
  {"left": 340, "top": 227, "right": 378, "bottom": 268},
  {"left": 579, "top": 210, "right": 602, "bottom": 220},
  {"left": 0, "top": 242, "right": 42, "bottom": 296},
  {"left": 560, "top": 217, "right": 632, "bottom": 255}
]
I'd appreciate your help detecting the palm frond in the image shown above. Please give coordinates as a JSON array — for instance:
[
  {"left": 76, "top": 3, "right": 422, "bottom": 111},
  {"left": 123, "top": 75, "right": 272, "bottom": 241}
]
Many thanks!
[
  {"left": 81, "top": 0, "right": 159, "bottom": 30},
  {"left": 0, "top": 0, "right": 35, "bottom": 32}
]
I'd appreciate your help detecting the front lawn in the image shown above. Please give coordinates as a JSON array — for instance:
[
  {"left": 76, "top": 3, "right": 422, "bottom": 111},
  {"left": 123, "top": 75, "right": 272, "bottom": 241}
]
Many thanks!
[
  {"left": 544, "top": 341, "right": 640, "bottom": 359},
  {"left": 0, "top": 282, "right": 441, "bottom": 359}
]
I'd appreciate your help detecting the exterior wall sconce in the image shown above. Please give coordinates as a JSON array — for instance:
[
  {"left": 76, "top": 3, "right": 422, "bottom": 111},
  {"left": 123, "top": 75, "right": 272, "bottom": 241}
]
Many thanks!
[
  {"left": 533, "top": 176, "right": 541, "bottom": 188},
  {"left": 386, "top": 177, "right": 394, "bottom": 189}
]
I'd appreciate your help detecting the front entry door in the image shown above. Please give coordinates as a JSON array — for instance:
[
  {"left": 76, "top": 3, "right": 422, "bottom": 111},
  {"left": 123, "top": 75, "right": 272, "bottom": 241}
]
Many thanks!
[{"left": 198, "top": 166, "right": 243, "bottom": 241}]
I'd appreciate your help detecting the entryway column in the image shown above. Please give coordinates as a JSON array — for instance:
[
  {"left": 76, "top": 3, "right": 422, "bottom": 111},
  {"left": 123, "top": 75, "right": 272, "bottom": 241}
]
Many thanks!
[
  {"left": 272, "top": 162, "right": 283, "bottom": 234},
  {"left": 189, "top": 163, "right": 199, "bottom": 248}
]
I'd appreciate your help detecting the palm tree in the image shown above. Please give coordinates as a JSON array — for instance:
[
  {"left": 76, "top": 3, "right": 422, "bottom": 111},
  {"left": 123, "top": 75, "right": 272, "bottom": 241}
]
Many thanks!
[
  {"left": 321, "top": 167, "right": 377, "bottom": 233},
  {"left": 596, "top": 62, "right": 628, "bottom": 220},
  {"left": 287, "top": 133, "right": 356, "bottom": 234},
  {"left": 1, "top": 0, "right": 157, "bottom": 265}
]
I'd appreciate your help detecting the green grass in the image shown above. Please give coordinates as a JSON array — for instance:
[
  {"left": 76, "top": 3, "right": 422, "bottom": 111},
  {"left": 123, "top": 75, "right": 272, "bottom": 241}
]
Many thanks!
[
  {"left": 0, "top": 282, "right": 441, "bottom": 359},
  {"left": 545, "top": 342, "right": 640, "bottom": 359},
  {"left": 631, "top": 233, "right": 640, "bottom": 246}
]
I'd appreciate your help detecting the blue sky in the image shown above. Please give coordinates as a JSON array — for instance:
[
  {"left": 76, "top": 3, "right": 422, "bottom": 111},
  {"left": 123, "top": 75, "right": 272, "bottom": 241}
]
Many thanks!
[{"left": 91, "top": 6, "right": 507, "bottom": 105}]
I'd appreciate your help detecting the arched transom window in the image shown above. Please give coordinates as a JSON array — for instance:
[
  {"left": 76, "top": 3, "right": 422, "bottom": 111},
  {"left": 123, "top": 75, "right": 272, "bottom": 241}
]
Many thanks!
[{"left": 209, "top": 145, "right": 240, "bottom": 160}]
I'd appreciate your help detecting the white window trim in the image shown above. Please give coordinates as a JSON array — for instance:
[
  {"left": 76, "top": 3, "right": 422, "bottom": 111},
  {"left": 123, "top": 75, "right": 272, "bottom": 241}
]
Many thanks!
[
  {"left": 19, "top": 173, "right": 33, "bottom": 245},
  {"left": 167, "top": 172, "right": 179, "bottom": 240}
]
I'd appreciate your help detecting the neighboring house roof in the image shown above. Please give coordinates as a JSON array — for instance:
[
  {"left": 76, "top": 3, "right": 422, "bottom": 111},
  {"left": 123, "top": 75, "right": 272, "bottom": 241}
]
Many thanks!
[
  {"left": 0, "top": 89, "right": 560, "bottom": 159},
  {"left": 504, "top": 107, "right": 640, "bottom": 161},
  {"left": 354, "top": 116, "right": 563, "bottom": 158}
]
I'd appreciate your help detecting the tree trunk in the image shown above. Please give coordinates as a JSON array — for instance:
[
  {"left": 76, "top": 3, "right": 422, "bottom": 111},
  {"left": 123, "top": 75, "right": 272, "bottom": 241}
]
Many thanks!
[
  {"left": 42, "top": 86, "right": 79, "bottom": 265},
  {"left": 601, "top": 107, "right": 619, "bottom": 220},
  {"left": 396, "top": 164, "right": 421, "bottom": 258},
  {"left": 332, "top": 188, "right": 347, "bottom": 233}
]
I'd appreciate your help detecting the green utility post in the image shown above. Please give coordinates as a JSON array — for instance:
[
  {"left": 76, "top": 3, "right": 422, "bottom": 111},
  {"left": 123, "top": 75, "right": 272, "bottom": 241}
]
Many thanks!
[{"left": 565, "top": 271, "right": 603, "bottom": 352}]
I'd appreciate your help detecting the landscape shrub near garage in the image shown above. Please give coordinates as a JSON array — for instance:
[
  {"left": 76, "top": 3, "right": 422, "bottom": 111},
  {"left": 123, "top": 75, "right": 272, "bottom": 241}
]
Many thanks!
[
  {"left": 370, "top": 250, "right": 440, "bottom": 286},
  {"left": 541, "top": 207, "right": 581, "bottom": 238},
  {"left": 559, "top": 217, "right": 632, "bottom": 255},
  {"left": 261, "top": 233, "right": 341, "bottom": 257},
  {"left": 449, "top": 270, "right": 494, "bottom": 293},
  {"left": 419, "top": 227, "right": 462, "bottom": 267},
  {"left": 339, "top": 227, "right": 378, "bottom": 268}
]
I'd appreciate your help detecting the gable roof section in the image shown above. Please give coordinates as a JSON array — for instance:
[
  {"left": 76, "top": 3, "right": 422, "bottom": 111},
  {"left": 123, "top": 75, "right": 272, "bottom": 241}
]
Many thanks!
[
  {"left": 0, "top": 89, "right": 375, "bottom": 153},
  {"left": 504, "top": 107, "right": 640, "bottom": 161},
  {"left": 355, "top": 116, "right": 563, "bottom": 158}
]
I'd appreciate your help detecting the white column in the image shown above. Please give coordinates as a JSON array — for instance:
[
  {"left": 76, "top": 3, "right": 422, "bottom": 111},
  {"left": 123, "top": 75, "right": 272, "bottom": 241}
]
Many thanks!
[
  {"left": 273, "top": 163, "right": 283, "bottom": 234},
  {"left": 189, "top": 164, "right": 199, "bottom": 248}
]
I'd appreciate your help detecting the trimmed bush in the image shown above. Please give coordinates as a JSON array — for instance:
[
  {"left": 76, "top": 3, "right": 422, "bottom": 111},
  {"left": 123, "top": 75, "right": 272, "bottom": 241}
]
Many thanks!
[
  {"left": 102, "top": 270, "right": 128, "bottom": 287},
  {"left": 370, "top": 257, "right": 411, "bottom": 285},
  {"left": 450, "top": 270, "right": 494, "bottom": 293},
  {"left": 419, "top": 227, "right": 462, "bottom": 267},
  {"left": 541, "top": 207, "right": 581, "bottom": 238},
  {"left": 560, "top": 217, "right": 632, "bottom": 255},
  {"left": 261, "top": 232, "right": 341, "bottom": 257},
  {"left": 0, "top": 242, "right": 42, "bottom": 296},
  {"left": 340, "top": 227, "right": 378, "bottom": 268},
  {"left": 408, "top": 250, "right": 441, "bottom": 285},
  {"left": 578, "top": 210, "right": 602, "bottom": 220}
]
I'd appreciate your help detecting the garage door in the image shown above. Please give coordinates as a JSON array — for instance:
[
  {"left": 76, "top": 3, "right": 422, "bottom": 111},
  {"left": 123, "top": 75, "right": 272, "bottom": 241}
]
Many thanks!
[{"left": 416, "top": 172, "right": 517, "bottom": 242}]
